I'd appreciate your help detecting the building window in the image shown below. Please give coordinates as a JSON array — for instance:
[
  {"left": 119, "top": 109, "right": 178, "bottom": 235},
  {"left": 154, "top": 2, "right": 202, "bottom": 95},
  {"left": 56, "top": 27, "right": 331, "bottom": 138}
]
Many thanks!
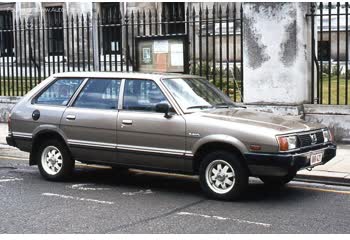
[
  {"left": 318, "top": 40, "right": 330, "bottom": 61},
  {"left": 0, "top": 10, "right": 14, "bottom": 57},
  {"left": 101, "top": 3, "right": 121, "bottom": 55},
  {"left": 46, "top": 6, "right": 64, "bottom": 56},
  {"left": 162, "top": 3, "right": 185, "bottom": 35}
]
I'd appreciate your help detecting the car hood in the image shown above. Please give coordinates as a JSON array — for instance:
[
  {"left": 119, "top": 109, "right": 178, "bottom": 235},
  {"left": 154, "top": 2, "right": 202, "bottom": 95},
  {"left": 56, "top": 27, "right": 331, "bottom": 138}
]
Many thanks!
[{"left": 197, "top": 108, "right": 324, "bottom": 133}]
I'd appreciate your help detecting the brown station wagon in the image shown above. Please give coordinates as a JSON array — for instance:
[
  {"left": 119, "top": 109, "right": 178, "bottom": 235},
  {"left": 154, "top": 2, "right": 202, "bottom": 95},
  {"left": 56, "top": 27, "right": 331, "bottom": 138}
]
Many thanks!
[{"left": 6, "top": 72, "right": 337, "bottom": 200}]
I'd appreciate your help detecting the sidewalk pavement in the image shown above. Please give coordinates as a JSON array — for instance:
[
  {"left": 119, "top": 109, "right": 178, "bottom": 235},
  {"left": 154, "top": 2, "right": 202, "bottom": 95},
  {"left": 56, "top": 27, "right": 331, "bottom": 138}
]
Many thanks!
[{"left": 1, "top": 123, "right": 349, "bottom": 185}]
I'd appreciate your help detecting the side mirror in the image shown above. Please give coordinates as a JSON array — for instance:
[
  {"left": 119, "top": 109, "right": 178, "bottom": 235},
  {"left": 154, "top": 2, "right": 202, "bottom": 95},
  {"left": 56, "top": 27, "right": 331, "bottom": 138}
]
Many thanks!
[{"left": 155, "top": 103, "right": 172, "bottom": 118}]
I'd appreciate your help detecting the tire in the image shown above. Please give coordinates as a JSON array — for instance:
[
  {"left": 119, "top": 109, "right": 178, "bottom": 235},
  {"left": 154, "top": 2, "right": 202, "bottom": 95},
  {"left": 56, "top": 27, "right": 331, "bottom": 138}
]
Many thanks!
[
  {"left": 259, "top": 171, "right": 296, "bottom": 187},
  {"left": 36, "top": 139, "right": 74, "bottom": 181},
  {"left": 199, "top": 151, "right": 248, "bottom": 201}
]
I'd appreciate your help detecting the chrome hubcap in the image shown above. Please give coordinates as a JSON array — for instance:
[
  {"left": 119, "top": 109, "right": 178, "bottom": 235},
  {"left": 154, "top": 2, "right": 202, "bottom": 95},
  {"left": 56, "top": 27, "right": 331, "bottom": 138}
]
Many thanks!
[
  {"left": 41, "top": 146, "right": 63, "bottom": 175},
  {"left": 205, "top": 159, "right": 235, "bottom": 194}
]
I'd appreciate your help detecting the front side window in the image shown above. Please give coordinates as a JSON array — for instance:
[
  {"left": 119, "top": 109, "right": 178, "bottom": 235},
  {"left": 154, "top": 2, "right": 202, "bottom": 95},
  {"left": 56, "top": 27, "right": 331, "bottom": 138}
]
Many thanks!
[
  {"left": 36, "top": 78, "right": 84, "bottom": 105},
  {"left": 162, "top": 78, "right": 235, "bottom": 112},
  {"left": 74, "top": 79, "right": 121, "bottom": 110},
  {"left": 123, "top": 79, "right": 169, "bottom": 112}
]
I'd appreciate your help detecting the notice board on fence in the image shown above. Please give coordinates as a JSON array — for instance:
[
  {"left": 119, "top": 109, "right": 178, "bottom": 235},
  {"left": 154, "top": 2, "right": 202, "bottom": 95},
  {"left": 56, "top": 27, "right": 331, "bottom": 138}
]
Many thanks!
[{"left": 135, "top": 35, "right": 188, "bottom": 73}]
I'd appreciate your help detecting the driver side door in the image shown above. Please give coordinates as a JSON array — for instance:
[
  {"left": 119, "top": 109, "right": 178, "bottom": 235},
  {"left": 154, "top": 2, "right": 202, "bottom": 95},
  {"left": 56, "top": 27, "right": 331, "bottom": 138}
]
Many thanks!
[{"left": 116, "top": 79, "right": 186, "bottom": 171}]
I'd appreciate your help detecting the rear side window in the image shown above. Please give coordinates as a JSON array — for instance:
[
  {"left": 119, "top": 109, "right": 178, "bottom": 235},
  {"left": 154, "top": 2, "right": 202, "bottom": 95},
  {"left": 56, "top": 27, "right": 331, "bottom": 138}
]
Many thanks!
[
  {"left": 73, "top": 79, "right": 121, "bottom": 110},
  {"left": 35, "top": 78, "right": 84, "bottom": 106}
]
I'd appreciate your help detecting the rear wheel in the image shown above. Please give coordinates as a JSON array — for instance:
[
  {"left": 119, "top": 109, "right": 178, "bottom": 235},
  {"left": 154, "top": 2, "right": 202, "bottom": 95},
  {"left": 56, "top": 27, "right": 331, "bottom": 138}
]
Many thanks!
[
  {"left": 199, "top": 151, "right": 248, "bottom": 200},
  {"left": 259, "top": 171, "right": 296, "bottom": 187},
  {"left": 37, "top": 139, "right": 74, "bottom": 181}
]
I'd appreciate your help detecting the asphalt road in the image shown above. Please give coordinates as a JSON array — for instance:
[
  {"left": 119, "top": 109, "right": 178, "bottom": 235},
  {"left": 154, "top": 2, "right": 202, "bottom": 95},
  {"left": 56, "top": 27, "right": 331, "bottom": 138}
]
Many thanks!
[{"left": 0, "top": 157, "right": 349, "bottom": 234}]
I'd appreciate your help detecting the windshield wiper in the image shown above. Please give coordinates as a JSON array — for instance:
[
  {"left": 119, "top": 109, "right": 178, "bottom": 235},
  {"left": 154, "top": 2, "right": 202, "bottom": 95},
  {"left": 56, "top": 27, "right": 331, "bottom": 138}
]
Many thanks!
[
  {"left": 215, "top": 102, "right": 247, "bottom": 109},
  {"left": 187, "top": 105, "right": 213, "bottom": 110},
  {"left": 214, "top": 103, "right": 231, "bottom": 108}
]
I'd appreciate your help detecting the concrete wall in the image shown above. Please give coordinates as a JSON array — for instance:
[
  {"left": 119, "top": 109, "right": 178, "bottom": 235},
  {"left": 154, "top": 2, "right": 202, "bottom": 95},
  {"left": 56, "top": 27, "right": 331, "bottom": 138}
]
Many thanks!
[
  {"left": 0, "top": 96, "right": 20, "bottom": 123},
  {"left": 304, "top": 104, "right": 350, "bottom": 142},
  {"left": 242, "top": 3, "right": 311, "bottom": 105}
]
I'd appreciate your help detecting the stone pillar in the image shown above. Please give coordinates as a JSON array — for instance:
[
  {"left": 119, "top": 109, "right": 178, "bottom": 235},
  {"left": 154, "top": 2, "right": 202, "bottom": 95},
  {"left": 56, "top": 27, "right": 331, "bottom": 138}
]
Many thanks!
[{"left": 242, "top": 3, "right": 311, "bottom": 106}]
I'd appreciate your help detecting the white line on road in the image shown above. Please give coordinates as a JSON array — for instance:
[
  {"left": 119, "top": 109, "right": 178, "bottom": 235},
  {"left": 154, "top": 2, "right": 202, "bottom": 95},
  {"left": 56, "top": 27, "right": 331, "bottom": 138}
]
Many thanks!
[
  {"left": 177, "top": 211, "right": 271, "bottom": 228},
  {"left": 42, "top": 193, "right": 114, "bottom": 205},
  {"left": 122, "top": 189, "right": 153, "bottom": 196},
  {"left": 0, "top": 177, "right": 23, "bottom": 182},
  {"left": 69, "top": 183, "right": 111, "bottom": 191}
]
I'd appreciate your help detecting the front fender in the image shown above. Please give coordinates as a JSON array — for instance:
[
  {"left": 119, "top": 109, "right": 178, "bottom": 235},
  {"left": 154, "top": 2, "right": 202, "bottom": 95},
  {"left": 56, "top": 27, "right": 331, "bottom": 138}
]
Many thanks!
[{"left": 191, "top": 134, "right": 248, "bottom": 155}]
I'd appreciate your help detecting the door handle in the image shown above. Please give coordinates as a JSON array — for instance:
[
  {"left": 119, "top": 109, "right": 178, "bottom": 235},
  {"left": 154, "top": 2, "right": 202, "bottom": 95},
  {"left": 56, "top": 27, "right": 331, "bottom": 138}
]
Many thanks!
[
  {"left": 122, "top": 120, "right": 133, "bottom": 125},
  {"left": 66, "top": 115, "right": 76, "bottom": 120}
]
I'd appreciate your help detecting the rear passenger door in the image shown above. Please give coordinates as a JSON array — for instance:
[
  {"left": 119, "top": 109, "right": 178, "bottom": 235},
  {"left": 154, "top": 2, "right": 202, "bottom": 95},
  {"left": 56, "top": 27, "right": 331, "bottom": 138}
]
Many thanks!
[{"left": 61, "top": 78, "right": 121, "bottom": 164}]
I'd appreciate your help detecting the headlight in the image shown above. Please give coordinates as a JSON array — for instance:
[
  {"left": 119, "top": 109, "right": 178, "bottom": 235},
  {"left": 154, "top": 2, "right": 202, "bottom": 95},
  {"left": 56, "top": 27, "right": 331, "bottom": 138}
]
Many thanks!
[
  {"left": 323, "top": 129, "right": 332, "bottom": 142},
  {"left": 277, "top": 136, "right": 298, "bottom": 151}
]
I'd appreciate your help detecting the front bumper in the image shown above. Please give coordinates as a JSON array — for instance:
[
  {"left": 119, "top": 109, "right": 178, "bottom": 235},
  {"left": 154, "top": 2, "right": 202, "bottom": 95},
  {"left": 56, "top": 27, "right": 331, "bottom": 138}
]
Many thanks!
[
  {"left": 6, "top": 135, "right": 16, "bottom": 147},
  {"left": 244, "top": 143, "right": 337, "bottom": 177}
]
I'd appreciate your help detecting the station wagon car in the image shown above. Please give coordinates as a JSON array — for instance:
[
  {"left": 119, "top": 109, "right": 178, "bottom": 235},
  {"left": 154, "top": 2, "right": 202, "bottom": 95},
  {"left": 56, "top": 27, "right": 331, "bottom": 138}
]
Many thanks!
[{"left": 6, "top": 72, "right": 337, "bottom": 200}]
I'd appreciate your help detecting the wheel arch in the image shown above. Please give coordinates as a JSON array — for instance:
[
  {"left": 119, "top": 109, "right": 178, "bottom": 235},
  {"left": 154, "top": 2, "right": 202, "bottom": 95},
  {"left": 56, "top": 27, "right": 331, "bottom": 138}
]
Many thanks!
[
  {"left": 30, "top": 126, "right": 70, "bottom": 166},
  {"left": 191, "top": 135, "right": 249, "bottom": 174}
]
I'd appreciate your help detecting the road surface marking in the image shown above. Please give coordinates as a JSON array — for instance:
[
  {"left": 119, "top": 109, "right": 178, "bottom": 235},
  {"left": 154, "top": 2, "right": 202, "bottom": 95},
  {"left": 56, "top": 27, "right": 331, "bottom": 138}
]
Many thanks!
[
  {"left": 42, "top": 193, "right": 114, "bottom": 205},
  {"left": 69, "top": 183, "right": 110, "bottom": 191},
  {"left": 122, "top": 189, "right": 153, "bottom": 196},
  {"left": 289, "top": 185, "right": 350, "bottom": 195},
  {"left": 0, "top": 177, "right": 23, "bottom": 182},
  {"left": 177, "top": 211, "right": 271, "bottom": 227}
]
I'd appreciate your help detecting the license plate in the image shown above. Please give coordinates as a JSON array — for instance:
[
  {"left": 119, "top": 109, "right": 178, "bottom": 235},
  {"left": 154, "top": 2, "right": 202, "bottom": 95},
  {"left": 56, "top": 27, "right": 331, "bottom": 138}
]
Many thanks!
[{"left": 310, "top": 152, "right": 323, "bottom": 166}]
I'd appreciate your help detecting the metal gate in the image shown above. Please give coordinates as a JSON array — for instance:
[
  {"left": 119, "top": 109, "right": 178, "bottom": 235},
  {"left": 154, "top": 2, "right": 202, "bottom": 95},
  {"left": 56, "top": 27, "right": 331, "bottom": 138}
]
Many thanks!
[
  {"left": 310, "top": 2, "right": 350, "bottom": 105},
  {"left": 0, "top": 3, "right": 243, "bottom": 101}
]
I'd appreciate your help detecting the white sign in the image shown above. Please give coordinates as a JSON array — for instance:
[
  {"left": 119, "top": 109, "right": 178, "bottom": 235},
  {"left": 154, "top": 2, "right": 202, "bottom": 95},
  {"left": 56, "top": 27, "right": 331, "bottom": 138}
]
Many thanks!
[
  {"left": 153, "top": 40, "right": 169, "bottom": 53},
  {"left": 170, "top": 43, "right": 183, "bottom": 67}
]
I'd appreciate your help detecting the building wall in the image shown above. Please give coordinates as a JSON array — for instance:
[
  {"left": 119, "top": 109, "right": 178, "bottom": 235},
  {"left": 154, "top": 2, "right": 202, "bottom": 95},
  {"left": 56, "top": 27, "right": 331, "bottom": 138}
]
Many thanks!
[
  {"left": 0, "top": 2, "right": 241, "bottom": 65},
  {"left": 317, "top": 31, "right": 350, "bottom": 61}
]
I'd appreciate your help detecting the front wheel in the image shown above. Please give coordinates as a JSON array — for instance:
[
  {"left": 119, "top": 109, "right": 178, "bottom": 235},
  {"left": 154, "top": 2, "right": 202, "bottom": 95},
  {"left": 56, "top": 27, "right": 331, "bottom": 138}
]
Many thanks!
[
  {"left": 199, "top": 151, "right": 248, "bottom": 200},
  {"left": 37, "top": 139, "right": 74, "bottom": 181}
]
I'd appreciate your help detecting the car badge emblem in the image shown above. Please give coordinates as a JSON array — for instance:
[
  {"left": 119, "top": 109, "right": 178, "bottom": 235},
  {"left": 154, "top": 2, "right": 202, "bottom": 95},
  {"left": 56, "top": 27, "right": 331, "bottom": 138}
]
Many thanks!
[{"left": 310, "top": 134, "right": 317, "bottom": 144}]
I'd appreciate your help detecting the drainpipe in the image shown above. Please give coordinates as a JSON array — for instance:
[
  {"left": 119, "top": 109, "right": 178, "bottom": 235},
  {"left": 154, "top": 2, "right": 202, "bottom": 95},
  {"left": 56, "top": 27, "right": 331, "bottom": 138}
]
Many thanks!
[{"left": 92, "top": 2, "right": 99, "bottom": 71}]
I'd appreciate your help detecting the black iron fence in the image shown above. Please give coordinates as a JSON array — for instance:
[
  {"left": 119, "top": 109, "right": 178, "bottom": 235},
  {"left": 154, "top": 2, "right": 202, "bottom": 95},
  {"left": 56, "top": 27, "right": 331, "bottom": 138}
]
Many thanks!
[
  {"left": 310, "top": 2, "right": 350, "bottom": 105},
  {"left": 0, "top": 4, "right": 243, "bottom": 101}
]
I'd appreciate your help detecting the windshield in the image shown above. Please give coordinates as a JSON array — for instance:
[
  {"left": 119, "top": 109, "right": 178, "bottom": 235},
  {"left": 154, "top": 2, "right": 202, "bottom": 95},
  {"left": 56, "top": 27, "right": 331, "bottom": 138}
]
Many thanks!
[{"left": 161, "top": 78, "right": 235, "bottom": 112}]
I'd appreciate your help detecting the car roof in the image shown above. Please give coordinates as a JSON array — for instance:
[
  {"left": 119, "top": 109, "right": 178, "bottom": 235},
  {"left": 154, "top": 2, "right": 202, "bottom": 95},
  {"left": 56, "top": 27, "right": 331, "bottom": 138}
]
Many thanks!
[{"left": 51, "top": 71, "right": 202, "bottom": 80}]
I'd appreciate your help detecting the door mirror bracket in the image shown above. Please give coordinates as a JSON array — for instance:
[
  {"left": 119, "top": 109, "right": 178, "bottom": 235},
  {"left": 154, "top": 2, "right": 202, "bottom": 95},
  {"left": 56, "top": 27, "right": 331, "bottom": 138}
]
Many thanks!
[{"left": 155, "top": 103, "right": 172, "bottom": 118}]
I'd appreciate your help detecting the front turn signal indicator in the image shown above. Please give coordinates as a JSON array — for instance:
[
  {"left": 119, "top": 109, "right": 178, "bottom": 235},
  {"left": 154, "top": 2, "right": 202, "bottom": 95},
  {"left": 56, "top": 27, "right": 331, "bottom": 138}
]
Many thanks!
[{"left": 277, "top": 136, "right": 289, "bottom": 151}]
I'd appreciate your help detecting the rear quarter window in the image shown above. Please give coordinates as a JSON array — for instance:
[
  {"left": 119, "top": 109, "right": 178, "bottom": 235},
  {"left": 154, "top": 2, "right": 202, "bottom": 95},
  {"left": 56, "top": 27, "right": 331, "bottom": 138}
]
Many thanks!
[{"left": 35, "top": 78, "right": 84, "bottom": 106}]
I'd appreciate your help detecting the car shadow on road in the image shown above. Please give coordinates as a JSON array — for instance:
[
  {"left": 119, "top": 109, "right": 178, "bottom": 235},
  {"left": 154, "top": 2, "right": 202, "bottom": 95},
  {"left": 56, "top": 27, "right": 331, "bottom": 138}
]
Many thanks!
[{"left": 70, "top": 166, "right": 316, "bottom": 203}]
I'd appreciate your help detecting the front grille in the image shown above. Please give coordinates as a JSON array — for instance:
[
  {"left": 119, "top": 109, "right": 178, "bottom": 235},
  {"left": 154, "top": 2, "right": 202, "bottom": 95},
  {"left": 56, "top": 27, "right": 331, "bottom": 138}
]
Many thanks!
[
  {"left": 298, "top": 134, "right": 312, "bottom": 147},
  {"left": 315, "top": 131, "right": 325, "bottom": 143},
  {"left": 298, "top": 131, "right": 324, "bottom": 147}
]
